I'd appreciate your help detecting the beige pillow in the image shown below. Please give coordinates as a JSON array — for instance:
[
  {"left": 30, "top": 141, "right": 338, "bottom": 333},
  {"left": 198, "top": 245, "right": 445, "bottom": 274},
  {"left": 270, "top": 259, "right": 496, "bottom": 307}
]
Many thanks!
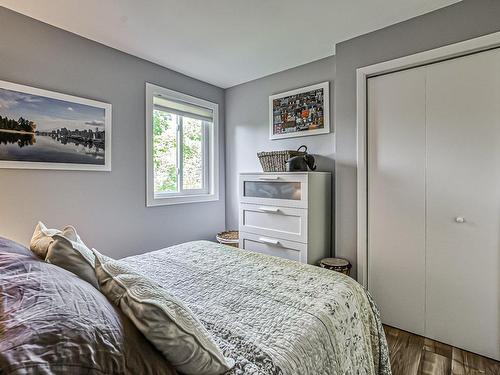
[
  {"left": 30, "top": 221, "right": 61, "bottom": 259},
  {"left": 93, "top": 249, "right": 234, "bottom": 375},
  {"left": 46, "top": 226, "right": 99, "bottom": 289}
]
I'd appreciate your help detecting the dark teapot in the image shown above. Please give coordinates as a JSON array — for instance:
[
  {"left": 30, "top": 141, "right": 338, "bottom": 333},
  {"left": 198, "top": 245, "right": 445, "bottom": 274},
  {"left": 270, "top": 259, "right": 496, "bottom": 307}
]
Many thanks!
[{"left": 285, "top": 145, "right": 317, "bottom": 172}]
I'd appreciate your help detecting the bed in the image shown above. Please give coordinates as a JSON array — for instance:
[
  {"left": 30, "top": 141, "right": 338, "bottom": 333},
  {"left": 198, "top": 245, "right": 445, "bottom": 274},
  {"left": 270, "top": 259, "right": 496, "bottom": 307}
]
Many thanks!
[{"left": 0, "top": 237, "right": 391, "bottom": 375}]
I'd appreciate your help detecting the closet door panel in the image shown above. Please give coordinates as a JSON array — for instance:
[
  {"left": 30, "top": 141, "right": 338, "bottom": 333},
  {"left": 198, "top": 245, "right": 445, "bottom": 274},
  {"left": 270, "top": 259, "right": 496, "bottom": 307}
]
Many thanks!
[
  {"left": 426, "top": 49, "right": 500, "bottom": 360},
  {"left": 367, "top": 68, "right": 426, "bottom": 335}
]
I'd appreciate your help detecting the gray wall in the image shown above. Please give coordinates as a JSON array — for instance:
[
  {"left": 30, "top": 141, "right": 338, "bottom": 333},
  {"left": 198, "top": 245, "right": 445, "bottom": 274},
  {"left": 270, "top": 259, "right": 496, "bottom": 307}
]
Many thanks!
[
  {"left": 334, "top": 0, "right": 500, "bottom": 278},
  {"left": 0, "top": 7, "right": 226, "bottom": 258},
  {"left": 4, "top": 0, "right": 500, "bottom": 269},
  {"left": 224, "top": 56, "right": 336, "bottom": 247}
]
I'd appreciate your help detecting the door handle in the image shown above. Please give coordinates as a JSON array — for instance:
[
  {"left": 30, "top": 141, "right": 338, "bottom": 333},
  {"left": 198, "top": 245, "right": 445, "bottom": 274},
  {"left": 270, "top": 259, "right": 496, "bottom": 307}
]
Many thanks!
[
  {"left": 455, "top": 217, "right": 466, "bottom": 223},
  {"left": 258, "top": 176, "right": 280, "bottom": 180},
  {"left": 258, "top": 237, "right": 280, "bottom": 246},
  {"left": 258, "top": 206, "right": 280, "bottom": 213}
]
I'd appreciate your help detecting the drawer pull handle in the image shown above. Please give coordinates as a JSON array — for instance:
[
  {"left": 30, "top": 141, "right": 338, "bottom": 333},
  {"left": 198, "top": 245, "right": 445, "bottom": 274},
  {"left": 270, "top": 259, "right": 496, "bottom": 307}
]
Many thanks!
[
  {"left": 258, "top": 176, "right": 280, "bottom": 180},
  {"left": 258, "top": 237, "right": 280, "bottom": 246},
  {"left": 258, "top": 206, "right": 280, "bottom": 213}
]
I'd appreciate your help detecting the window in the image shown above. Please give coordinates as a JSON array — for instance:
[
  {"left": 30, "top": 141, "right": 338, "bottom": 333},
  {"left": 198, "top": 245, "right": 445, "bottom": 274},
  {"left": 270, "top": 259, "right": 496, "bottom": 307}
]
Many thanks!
[{"left": 146, "top": 83, "right": 219, "bottom": 206}]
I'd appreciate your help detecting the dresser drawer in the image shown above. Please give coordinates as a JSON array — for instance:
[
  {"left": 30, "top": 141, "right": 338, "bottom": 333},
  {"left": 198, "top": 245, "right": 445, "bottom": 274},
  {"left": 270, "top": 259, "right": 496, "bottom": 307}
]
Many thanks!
[
  {"left": 239, "top": 174, "right": 308, "bottom": 208},
  {"left": 239, "top": 203, "right": 307, "bottom": 243},
  {"left": 239, "top": 231, "right": 306, "bottom": 263}
]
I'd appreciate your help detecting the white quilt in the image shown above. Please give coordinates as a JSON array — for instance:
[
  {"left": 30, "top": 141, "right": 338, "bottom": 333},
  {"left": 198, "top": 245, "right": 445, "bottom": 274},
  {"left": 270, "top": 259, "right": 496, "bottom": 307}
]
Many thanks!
[{"left": 122, "top": 241, "right": 391, "bottom": 375}]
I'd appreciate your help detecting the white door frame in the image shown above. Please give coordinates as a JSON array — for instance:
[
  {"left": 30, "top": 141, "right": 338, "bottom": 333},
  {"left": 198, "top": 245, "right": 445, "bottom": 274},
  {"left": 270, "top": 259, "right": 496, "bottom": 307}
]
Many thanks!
[{"left": 356, "top": 31, "right": 500, "bottom": 288}]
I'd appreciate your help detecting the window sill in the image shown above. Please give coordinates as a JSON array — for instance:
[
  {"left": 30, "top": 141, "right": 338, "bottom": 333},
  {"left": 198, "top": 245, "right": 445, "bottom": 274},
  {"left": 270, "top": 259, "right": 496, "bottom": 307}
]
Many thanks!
[{"left": 146, "top": 193, "right": 219, "bottom": 207}]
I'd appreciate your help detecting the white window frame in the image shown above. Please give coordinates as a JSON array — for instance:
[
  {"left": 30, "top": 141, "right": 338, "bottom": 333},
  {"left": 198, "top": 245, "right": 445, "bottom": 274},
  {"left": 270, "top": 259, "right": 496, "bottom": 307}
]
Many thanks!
[{"left": 146, "top": 83, "right": 219, "bottom": 206}]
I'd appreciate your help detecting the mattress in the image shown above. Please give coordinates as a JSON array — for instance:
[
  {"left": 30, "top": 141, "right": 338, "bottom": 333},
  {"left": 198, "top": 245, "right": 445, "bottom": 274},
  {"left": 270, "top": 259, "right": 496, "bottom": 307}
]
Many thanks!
[{"left": 122, "top": 240, "right": 391, "bottom": 375}]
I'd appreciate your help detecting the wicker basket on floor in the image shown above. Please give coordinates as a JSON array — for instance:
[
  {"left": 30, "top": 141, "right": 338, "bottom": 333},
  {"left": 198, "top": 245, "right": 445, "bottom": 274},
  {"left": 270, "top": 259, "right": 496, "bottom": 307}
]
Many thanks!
[
  {"left": 216, "top": 230, "right": 239, "bottom": 248},
  {"left": 319, "top": 258, "right": 352, "bottom": 276},
  {"left": 257, "top": 146, "right": 307, "bottom": 172}
]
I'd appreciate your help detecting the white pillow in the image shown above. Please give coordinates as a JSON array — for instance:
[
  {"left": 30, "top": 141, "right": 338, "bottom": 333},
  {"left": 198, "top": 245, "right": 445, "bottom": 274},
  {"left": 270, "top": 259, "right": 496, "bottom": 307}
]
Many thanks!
[{"left": 30, "top": 221, "right": 61, "bottom": 259}]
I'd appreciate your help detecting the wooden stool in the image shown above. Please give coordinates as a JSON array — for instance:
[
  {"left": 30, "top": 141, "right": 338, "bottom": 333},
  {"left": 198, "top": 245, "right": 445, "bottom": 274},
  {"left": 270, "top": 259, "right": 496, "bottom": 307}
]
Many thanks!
[{"left": 319, "top": 258, "right": 352, "bottom": 276}]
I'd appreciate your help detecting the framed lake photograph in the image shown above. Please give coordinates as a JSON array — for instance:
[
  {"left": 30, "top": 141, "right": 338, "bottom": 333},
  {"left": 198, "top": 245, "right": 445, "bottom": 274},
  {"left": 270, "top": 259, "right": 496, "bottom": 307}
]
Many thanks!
[
  {"left": 269, "top": 81, "right": 329, "bottom": 140},
  {"left": 0, "top": 80, "right": 111, "bottom": 171}
]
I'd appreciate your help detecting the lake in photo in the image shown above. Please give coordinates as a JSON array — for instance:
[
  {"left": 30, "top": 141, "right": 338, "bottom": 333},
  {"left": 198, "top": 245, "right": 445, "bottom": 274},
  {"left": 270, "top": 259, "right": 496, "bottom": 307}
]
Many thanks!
[{"left": 0, "top": 130, "right": 105, "bottom": 164}]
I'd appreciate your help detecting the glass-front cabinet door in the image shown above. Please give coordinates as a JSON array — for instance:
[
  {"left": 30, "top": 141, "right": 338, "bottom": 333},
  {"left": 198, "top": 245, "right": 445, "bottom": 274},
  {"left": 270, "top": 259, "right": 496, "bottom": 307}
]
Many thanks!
[
  {"left": 239, "top": 173, "right": 308, "bottom": 208},
  {"left": 244, "top": 181, "right": 301, "bottom": 200}
]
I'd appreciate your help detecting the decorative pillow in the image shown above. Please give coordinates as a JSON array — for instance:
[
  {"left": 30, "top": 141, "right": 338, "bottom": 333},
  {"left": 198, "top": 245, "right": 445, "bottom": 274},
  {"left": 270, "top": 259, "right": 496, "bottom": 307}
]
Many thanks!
[
  {"left": 30, "top": 221, "right": 62, "bottom": 259},
  {"left": 93, "top": 249, "right": 234, "bottom": 375},
  {"left": 46, "top": 226, "right": 99, "bottom": 289}
]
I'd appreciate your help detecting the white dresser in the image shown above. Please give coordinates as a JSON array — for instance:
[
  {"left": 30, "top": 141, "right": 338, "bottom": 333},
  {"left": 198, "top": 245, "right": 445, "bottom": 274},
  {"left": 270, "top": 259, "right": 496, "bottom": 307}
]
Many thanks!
[{"left": 238, "top": 172, "right": 331, "bottom": 264}]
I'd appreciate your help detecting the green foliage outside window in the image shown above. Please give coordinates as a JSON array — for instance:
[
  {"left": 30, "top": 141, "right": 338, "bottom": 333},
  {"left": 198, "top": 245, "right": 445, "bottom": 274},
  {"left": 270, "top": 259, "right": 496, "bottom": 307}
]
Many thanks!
[
  {"left": 182, "top": 117, "right": 203, "bottom": 190},
  {"left": 153, "top": 110, "right": 177, "bottom": 192},
  {"left": 153, "top": 110, "right": 204, "bottom": 193}
]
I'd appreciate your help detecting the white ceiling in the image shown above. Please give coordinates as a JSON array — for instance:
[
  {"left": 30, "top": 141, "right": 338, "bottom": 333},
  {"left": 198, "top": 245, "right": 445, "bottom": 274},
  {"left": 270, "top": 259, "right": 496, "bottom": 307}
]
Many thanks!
[{"left": 1, "top": 0, "right": 460, "bottom": 88}]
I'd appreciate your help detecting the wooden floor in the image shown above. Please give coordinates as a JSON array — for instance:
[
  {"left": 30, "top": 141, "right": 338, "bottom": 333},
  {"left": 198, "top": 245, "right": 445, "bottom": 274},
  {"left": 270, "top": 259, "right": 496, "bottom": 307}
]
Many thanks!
[{"left": 384, "top": 325, "right": 500, "bottom": 375}]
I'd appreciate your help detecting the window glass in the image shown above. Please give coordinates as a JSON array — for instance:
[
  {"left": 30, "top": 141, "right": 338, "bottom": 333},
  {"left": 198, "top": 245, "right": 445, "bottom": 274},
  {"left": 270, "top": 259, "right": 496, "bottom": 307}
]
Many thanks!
[
  {"left": 182, "top": 117, "right": 204, "bottom": 190},
  {"left": 153, "top": 109, "right": 177, "bottom": 193}
]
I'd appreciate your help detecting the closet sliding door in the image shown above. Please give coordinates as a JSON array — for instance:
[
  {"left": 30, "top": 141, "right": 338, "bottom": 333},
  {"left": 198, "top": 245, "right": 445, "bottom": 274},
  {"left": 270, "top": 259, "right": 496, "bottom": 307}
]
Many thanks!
[
  {"left": 425, "top": 48, "right": 500, "bottom": 360},
  {"left": 367, "top": 47, "right": 500, "bottom": 360},
  {"left": 367, "top": 67, "right": 427, "bottom": 336}
]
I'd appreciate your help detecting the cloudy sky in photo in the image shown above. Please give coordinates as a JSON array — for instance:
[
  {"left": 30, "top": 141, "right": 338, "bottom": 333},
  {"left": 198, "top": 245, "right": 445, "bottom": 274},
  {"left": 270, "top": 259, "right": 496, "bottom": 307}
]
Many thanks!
[{"left": 0, "top": 87, "right": 105, "bottom": 131}]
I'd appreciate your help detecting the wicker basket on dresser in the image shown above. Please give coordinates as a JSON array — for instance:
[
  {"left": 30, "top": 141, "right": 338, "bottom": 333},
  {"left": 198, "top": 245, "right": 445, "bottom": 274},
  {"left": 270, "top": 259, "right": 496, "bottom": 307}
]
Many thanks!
[{"left": 238, "top": 172, "right": 331, "bottom": 265}]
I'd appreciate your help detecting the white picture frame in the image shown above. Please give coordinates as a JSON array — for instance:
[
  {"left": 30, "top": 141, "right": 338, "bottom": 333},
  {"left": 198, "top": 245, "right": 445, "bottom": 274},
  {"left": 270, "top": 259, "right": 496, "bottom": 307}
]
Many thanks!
[
  {"left": 0, "top": 79, "right": 112, "bottom": 171},
  {"left": 269, "top": 81, "right": 330, "bottom": 140}
]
